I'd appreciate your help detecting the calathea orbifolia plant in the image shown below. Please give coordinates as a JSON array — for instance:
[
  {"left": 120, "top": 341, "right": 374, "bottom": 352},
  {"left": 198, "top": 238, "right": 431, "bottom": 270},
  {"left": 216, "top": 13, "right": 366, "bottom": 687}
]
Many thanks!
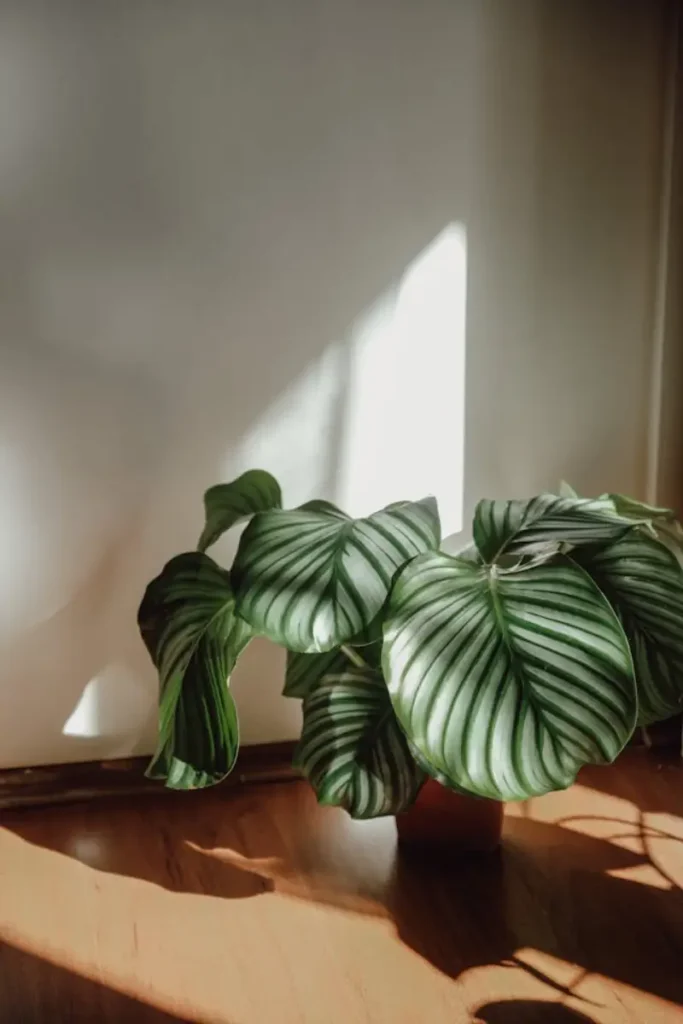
[{"left": 138, "top": 471, "right": 683, "bottom": 815}]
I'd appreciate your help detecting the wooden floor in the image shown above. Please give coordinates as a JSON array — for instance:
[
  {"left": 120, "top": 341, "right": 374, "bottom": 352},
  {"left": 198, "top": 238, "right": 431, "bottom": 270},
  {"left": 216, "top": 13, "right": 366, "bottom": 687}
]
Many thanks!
[{"left": 1, "top": 751, "right": 683, "bottom": 1022}]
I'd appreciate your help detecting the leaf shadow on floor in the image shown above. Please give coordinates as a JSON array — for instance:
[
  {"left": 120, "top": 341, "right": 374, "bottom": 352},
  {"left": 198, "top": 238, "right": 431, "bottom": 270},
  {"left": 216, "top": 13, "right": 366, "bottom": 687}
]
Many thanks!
[
  {"left": 389, "top": 810, "right": 683, "bottom": 1009},
  {"left": 472, "top": 1001, "right": 594, "bottom": 1023},
  {"left": 3, "top": 778, "right": 683, "bottom": 1013}
]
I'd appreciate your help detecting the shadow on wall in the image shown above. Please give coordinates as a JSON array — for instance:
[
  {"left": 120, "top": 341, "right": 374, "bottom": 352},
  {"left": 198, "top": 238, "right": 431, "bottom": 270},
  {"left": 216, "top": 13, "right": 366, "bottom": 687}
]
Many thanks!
[
  {"left": 0, "top": 0, "right": 665, "bottom": 766},
  {"left": 0, "top": 519, "right": 155, "bottom": 767},
  {"left": 0, "top": 0, "right": 476, "bottom": 767}
]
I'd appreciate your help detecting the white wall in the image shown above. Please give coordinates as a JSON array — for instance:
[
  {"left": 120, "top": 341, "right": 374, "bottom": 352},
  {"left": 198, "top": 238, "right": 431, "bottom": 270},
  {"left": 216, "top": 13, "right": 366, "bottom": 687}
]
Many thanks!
[{"left": 0, "top": 0, "right": 670, "bottom": 768}]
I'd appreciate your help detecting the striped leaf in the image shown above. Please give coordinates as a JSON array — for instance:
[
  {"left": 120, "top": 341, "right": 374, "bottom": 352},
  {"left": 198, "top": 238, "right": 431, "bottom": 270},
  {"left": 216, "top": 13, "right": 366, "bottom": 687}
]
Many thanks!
[
  {"left": 573, "top": 533, "right": 683, "bottom": 725},
  {"left": 473, "top": 494, "right": 639, "bottom": 563},
  {"left": 383, "top": 551, "right": 636, "bottom": 801},
  {"left": 406, "top": 740, "right": 481, "bottom": 797},
  {"left": 197, "top": 470, "right": 282, "bottom": 552},
  {"left": 232, "top": 496, "right": 440, "bottom": 653},
  {"left": 600, "top": 493, "right": 683, "bottom": 567},
  {"left": 285, "top": 648, "right": 349, "bottom": 699},
  {"left": 285, "top": 635, "right": 383, "bottom": 699},
  {"left": 294, "top": 667, "right": 424, "bottom": 818},
  {"left": 298, "top": 499, "right": 348, "bottom": 517},
  {"left": 138, "top": 552, "right": 251, "bottom": 789},
  {"left": 600, "top": 493, "right": 676, "bottom": 523}
]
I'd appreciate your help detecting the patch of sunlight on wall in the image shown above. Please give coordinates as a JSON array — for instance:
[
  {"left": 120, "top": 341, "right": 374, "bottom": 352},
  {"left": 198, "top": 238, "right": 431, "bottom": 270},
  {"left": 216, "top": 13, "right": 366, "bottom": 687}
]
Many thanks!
[
  {"left": 63, "top": 665, "right": 151, "bottom": 746},
  {"left": 62, "top": 678, "right": 100, "bottom": 738},
  {"left": 336, "top": 223, "right": 467, "bottom": 537}
]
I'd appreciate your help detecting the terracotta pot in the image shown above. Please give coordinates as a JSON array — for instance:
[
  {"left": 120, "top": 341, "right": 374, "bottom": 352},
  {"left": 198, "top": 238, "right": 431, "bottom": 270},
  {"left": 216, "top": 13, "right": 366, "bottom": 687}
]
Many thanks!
[{"left": 396, "top": 779, "right": 503, "bottom": 853}]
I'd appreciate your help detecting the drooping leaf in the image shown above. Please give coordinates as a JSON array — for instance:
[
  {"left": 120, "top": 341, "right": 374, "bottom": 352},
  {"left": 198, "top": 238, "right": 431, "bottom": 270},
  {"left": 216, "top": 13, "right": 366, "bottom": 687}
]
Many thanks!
[
  {"left": 293, "top": 667, "right": 424, "bottom": 818},
  {"left": 197, "top": 470, "right": 282, "bottom": 553},
  {"left": 138, "top": 552, "right": 252, "bottom": 789},
  {"left": 383, "top": 550, "right": 636, "bottom": 801},
  {"left": 473, "top": 494, "right": 640, "bottom": 564},
  {"left": 232, "top": 496, "right": 440, "bottom": 653},
  {"left": 572, "top": 533, "right": 683, "bottom": 725}
]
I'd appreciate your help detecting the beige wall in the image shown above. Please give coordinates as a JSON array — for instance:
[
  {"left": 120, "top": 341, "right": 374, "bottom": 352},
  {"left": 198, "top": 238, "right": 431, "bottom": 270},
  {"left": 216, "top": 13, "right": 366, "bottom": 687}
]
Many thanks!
[
  {"left": 0, "top": 0, "right": 671, "bottom": 768},
  {"left": 649, "top": 4, "right": 683, "bottom": 512}
]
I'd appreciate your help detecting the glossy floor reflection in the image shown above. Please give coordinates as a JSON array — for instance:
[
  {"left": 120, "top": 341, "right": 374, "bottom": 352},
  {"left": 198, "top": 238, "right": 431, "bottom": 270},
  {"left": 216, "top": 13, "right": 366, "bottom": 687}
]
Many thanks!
[{"left": 1, "top": 750, "right": 682, "bottom": 1022}]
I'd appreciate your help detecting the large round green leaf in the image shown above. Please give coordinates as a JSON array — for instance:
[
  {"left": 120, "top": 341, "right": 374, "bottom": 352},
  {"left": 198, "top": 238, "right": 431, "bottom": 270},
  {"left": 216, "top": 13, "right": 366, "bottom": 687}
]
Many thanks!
[
  {"left": 294, "top": 667, "right": 424, "bottom": 818},
  {"left": 473, "top": 494, "right": 640, "bottom": 564},
  {"left": 406, "top": 740, "right": 483, "bottom": 798},
  {"left": 383, "top": 551, "right": 636, "bottom": 801},
  {"left": 573, "top": 533, "right": 683, "bottom": 725},
  {"left": 138, "top": 552, "right": 251, "bottom": 789},
  {"left": 197, "top": 469, "right": 282, "bottom": 553},
  {"left": 232, "top": 496, "right": 440, "bottom": 653}
]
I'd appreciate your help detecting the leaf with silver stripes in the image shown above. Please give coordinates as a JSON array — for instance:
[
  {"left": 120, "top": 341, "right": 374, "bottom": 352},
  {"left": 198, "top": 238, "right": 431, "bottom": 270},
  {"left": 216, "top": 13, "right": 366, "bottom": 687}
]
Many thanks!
[
  {"left": 138, "top": 552, "right": 252, "bottom": 789},
  {"left": 599, "top": 492, "right": 683, "bottom": 567},
  {"left": 600, "top": 493, "right": 676, "bottom": 523},
  {"left": 293, "top": 667, "right": 424, "bottom": 818},
  {"left": 407, "top": 740, "right": 482, "bottom": 797},
  {"left": 232, "top": 496, "right": 440, "bottom": 653},
  {"left": 383, "top": 551, "right": 636, "bottom": 801},
  {"left": 473, "top": 494, "right": 641, "bottom": 564},
  {"left": 197, "top": 470, "right": 282, "bottom": 553},
  {"left": 285, "top": 636, "right": 382, "bottom": 699},
  {"left": 284, "top": 648, "right": 349, "bottom": 699},
  {"left": 573, "top": 533, "right": 683, "bottom": 725}
]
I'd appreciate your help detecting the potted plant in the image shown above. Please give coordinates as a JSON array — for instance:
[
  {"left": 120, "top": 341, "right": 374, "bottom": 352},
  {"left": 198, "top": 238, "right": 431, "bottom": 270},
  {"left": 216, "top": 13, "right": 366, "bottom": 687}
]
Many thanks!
[{"left": 138, "top": 472, "right": 683, "bottom": 852}]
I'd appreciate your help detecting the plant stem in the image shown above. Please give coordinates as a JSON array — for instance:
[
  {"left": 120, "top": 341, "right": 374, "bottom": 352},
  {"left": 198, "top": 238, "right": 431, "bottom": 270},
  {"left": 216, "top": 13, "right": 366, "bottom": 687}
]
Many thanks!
[{"left": 340, "top": 644, "right": 369, "bottom": 670}]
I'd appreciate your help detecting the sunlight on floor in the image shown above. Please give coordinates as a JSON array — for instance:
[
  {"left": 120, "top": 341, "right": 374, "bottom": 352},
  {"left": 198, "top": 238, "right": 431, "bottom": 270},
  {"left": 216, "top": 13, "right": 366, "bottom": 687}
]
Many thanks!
[
  {"left": 507, "top": 777, "right": 683, "bottom": 891},
  {"left": 1, "top": 758, "right": 683, "bottom": 1023},
  {"left": 496, "top": 947, "right": 678, "bottom": 1021}
]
